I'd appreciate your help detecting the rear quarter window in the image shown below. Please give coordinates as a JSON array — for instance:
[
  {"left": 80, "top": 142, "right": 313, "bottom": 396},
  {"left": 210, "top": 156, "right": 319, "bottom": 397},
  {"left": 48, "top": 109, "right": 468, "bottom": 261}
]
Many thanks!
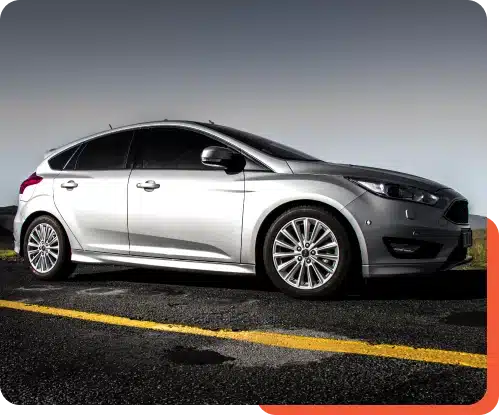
[{"left": 48, "top": 145, "right": 81, "bottom": 171}]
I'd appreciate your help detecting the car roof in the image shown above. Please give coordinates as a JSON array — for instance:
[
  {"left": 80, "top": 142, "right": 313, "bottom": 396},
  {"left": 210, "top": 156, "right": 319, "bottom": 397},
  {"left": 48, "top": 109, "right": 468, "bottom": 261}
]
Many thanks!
[{"left": 55, "top": 120, "right": 203, "bottom": 147}]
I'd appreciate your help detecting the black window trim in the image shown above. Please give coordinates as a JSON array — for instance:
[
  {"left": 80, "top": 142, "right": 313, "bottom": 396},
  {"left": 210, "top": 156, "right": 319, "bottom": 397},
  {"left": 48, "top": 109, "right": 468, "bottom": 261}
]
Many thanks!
[
  {"left": 129, "top": 125, "right": 272, "bottom": 172},
  {"left": 124, "top": 131, "right": 136, "bottom": 169},
  {"left": 63, "top": 144, "right": 82, "bottom": 170},
  {"left": 67, "top": 143, "right": 86, "bottom": 171}
]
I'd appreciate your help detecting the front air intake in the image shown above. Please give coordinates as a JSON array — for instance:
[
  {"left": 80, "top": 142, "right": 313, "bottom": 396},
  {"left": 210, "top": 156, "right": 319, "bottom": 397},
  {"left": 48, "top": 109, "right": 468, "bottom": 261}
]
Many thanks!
[{"left": 444, "top": 200, "right": 469, "bottom": 225}]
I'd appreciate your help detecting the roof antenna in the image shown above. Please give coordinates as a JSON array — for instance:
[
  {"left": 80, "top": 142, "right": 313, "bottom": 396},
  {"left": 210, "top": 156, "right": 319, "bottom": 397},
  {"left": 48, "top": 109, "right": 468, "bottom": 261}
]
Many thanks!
[
  {"left": 164, "top": 118, "right": 169, "bottom": 121},
  {"left": 109, "top": 124, "right": 113, "bottom": 129},
  {"left": 209, "top": 120, "right": 215, "bottom": 124}
]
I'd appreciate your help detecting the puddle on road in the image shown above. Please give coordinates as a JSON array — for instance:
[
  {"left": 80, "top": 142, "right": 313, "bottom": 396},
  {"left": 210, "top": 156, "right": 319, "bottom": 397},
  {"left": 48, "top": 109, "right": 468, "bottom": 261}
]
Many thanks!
[
  {"left": 148, "top": 289, "right": 187, "bottom": 297},
  {"left": 442, "top": 311, "right": 486, "bottom": 327},
  {"left": 76, "top": 287, "right": 128, "bottom": 296},
  {"left": 201, "top": 298, "right": 260, "bottom": 306},
  {"left": 164, "top": 346, "right": 236, "bottom": 365},
  {"left": 203, "top": 341, "right": 331, "bottom": 368},
  {"left": 14, "top": 285, "right": 64, "bottom": 292}
]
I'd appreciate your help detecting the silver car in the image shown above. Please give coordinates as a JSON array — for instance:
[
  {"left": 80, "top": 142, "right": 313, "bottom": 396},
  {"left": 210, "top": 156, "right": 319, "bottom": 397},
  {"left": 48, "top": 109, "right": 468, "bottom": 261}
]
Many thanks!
[{"left": 13, "top": 120, "right": 473, "bottom": 298}]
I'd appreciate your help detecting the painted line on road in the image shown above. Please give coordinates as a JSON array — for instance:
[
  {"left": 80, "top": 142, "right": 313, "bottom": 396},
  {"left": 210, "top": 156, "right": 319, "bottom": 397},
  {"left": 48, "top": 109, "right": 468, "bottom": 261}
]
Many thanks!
[{"left": 0, "top": 299, "right": 486, "bottom": 369}]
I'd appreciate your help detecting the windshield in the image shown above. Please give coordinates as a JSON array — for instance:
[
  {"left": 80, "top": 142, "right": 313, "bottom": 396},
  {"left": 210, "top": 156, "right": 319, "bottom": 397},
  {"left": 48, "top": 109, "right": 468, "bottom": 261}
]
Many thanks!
[{"left": 198, "top": 123, "right": 321, "bottom": 162}]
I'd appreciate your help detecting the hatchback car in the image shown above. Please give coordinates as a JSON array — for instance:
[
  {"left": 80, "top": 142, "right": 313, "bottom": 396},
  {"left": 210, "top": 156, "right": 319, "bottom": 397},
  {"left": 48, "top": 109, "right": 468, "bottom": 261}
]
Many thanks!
[{"left": 13, "top": 120, "right": 473, "bottom": 298}]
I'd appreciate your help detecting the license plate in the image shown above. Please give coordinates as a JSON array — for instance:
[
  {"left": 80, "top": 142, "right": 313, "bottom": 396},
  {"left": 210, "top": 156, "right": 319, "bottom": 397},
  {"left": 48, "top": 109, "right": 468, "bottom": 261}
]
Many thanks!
[{"left": 461, "top": 229, "right": 473, "bottom": 248}]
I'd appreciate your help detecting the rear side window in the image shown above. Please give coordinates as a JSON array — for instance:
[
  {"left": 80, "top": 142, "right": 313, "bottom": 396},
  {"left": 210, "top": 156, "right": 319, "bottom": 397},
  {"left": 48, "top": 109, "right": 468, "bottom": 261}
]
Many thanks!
[
  {"left": 74, "top": 131, "right": 134, "bottom": 170},
  {"left": 48, "top": 145, "right": 80, "bottom": 171}
]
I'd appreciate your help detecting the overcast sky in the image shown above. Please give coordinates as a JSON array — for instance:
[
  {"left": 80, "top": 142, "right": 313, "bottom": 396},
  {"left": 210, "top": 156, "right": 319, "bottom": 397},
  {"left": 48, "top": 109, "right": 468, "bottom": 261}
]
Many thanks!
[{"left": 0, "top": 0, "right": 486, "bottom": 215}]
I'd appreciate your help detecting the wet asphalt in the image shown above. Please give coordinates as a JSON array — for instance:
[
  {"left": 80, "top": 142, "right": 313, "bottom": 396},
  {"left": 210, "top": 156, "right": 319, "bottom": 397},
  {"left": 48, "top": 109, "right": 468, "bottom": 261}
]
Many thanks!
[{"left": 0, "top": 259, "right": 487, "bottom": 405}]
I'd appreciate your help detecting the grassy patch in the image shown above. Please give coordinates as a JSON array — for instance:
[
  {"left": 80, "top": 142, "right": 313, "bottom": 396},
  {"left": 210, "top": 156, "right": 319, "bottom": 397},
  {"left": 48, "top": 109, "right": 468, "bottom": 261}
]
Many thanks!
[
  {"left": 0, "top": 250, "right": 17, "bottom": 260},
  {"left": 459, "top": 228, "right": 487, "bottom": 270}
]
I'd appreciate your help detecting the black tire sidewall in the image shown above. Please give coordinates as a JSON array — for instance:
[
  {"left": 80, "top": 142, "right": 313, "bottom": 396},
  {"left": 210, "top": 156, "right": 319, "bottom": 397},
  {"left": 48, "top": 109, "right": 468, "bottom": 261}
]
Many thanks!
[
  {"left": 23, "top": 216, "right": 72, "bottom": 280},
  {"left": 262, "top": 207, "right": 353, "bottom": 299}
]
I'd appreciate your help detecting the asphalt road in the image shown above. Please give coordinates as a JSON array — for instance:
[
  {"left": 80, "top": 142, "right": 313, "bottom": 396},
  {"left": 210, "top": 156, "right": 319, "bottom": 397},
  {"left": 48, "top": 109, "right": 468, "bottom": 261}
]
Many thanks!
[{"left": 0, "top": 259, "right": 487, "bottom": 405}]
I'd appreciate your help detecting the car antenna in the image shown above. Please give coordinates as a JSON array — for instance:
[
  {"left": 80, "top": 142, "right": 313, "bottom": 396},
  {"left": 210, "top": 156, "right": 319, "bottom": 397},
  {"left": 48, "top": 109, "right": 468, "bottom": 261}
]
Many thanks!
[
  {"left": 209, "top": 120, "right": 215, "bottom": 124},
  {"left": 109, "top": 124, "right": 113, "bottom": 129}
]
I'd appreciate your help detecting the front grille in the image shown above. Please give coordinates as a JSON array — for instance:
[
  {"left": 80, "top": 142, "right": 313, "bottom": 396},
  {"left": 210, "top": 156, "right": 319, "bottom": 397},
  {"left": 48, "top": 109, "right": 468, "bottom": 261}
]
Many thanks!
[{"left": 444, "top": 200, "right": 469, "bottom": 224}]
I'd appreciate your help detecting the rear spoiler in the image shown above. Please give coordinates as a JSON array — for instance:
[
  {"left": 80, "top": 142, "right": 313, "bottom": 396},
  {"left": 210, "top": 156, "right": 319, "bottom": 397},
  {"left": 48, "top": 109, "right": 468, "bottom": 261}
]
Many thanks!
[{"left": 43, "top": 148, "right": 59, "bottom": 159}]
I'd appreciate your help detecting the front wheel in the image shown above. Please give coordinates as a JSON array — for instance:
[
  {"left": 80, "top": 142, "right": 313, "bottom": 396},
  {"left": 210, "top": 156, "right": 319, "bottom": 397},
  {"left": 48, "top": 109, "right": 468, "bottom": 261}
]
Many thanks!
[
  {"left": 262, "top": 206, "right": 354, "bottom": 299},
  {"left": 23, "top": 215, "right": 76, "bottom": 280}
]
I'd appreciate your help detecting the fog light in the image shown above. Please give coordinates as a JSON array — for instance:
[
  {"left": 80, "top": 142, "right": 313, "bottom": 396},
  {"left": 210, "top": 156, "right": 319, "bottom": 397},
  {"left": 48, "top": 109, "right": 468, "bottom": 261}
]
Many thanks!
[
  {"left": 390, "top": 243, "right": 419, "bottom": 254},
  {"left": 383, "top": 237, "right": 442, "bottom": 259}
]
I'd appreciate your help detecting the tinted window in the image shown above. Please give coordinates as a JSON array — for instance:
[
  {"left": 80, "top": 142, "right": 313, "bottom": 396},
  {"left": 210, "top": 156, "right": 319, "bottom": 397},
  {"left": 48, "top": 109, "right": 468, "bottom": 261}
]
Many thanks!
[
  {"left": 196, "top": 123, "right": 320, "bottom": 162},
  {"left": 48, "top": 145, "right": 80, "bottom": 170},
  {"left": 135, "top": 127, "right": 227, "bottom": 170},
  {"left": 74, "top": 131, "right": 134, "bottom": 170}
]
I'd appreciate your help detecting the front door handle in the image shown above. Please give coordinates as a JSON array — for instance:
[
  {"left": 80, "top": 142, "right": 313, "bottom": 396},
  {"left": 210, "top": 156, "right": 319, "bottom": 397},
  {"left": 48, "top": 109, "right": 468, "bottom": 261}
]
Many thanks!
[
  {"left": 136, "top": 180, "right": 160, "bottom": 191},
  {"left": 61, "top": 180, "right": 78, "bottom": 190}
]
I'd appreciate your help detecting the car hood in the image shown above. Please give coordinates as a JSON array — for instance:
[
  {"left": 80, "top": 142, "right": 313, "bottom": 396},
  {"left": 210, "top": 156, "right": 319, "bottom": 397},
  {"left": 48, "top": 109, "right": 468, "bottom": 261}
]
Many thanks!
[{"left": 286, "top": 161, "right": 450, "bottom": 193}]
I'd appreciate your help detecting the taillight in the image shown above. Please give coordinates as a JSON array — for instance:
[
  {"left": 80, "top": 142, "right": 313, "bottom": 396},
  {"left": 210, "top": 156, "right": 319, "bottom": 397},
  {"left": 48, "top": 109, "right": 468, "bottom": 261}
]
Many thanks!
[{"left": 20, "top": 173, "right": 43, "bottom": 195}]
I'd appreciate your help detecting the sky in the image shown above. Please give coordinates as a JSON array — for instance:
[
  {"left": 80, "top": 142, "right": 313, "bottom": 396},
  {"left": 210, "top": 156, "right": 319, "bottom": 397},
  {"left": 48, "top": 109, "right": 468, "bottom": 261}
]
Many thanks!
[{"left": 0, "top": 0, "right": 487, "bottom": 215}]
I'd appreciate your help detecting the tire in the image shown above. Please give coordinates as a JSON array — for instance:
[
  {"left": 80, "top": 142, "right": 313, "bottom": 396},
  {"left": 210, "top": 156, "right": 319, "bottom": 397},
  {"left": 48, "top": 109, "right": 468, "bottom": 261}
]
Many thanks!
[
  {"left": 23, "top": 215, "right": 76, "bottom": 280},
  {"left": 262, "top": 206, "right": 354, "bottom": 299}
]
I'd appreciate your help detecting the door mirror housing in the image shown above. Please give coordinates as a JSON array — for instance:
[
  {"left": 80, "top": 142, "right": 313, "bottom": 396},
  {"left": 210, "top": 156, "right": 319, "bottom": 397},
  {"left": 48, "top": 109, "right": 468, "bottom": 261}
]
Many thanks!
[{"left": 201, "top": 146, "right": 245, "bottom": 171}]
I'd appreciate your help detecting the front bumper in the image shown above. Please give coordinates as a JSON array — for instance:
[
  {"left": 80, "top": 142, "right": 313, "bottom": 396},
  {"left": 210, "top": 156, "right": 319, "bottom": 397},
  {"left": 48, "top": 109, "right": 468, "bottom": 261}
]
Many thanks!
[
  {"left": 344, "top": 188, "right": 473, "bottom": 278},
  {"left": 362, "top": 255, "right": 473, "bottom": 277},
  {"left": 440, "top": 254, "right": 473, "bottom": 271}
]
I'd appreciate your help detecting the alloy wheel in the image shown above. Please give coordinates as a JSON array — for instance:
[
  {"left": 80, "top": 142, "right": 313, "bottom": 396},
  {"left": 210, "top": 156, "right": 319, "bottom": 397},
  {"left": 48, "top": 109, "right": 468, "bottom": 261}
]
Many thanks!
[
  {"left": 27, "top": 223, "right": 60, "bottom": 274},
  {"left": 272, "top": 217, "right": 340, "bottom": 290}
]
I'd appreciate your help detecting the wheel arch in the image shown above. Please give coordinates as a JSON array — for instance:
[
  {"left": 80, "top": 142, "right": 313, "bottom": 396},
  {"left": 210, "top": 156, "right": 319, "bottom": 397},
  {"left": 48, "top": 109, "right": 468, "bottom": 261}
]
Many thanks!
[
  {"left": 254, "top": 199, "right": 368, "bottom": 277},
  {"left": 20, "top": 211, "right": 69, "bottom": 257}
]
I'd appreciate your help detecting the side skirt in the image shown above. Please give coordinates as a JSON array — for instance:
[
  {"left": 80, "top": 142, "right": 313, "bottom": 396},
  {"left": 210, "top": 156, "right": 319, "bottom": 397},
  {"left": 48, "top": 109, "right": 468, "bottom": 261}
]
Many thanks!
[{"left": 71, "top": 250, "right": 256, "bottom": 275}]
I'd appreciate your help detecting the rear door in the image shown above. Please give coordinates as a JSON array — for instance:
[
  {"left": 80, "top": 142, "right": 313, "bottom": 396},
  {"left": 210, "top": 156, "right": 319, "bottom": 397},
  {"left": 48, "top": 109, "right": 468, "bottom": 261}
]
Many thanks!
[
  {"left": 53, "top": 130, "right": 134, "bottom": 254},
  {"left": 127, "top": 126, "right": 245, "bottom": 263}
]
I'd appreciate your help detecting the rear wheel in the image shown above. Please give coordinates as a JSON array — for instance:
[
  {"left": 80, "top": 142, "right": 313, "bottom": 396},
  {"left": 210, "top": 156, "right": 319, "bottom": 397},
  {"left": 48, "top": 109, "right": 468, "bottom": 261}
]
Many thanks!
[
  {"left": 262, "top": 206, "right": 353, "bottom": 299},
  {"left": 23, "top": 215, "right": 76, "bottom": 280}
]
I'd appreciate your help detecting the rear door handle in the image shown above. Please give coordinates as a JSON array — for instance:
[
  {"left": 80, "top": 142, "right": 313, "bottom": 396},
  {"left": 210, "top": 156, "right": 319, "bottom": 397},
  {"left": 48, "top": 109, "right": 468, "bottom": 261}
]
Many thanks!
[
  {"left": 61, "top": 180, "right": 78, "bottom": 190},
  {"left": 136, "top": 180, "right": 160, "bottom": 191}
]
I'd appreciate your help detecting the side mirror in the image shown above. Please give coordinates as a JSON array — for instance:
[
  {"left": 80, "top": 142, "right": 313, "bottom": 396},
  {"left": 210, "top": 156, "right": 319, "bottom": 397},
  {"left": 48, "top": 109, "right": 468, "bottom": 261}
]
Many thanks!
[{"left": 201, "top": 146, "right": 245, "bottom": 171}]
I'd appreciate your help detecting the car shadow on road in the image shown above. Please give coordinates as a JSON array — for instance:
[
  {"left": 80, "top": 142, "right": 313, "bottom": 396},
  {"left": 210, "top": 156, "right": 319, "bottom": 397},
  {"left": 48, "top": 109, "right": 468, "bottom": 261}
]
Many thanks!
[
  {"left": 72, "top": 266, "right": 279, "bottom": 292},
  {"left": 71, "top": 266, "right": 486, "bottom": 301},
  {"left": 353, "top": 269, "right": 486, "bottom": 301},
  {"left": 0, "top": 226, "right": 14, "bottom": 251}
]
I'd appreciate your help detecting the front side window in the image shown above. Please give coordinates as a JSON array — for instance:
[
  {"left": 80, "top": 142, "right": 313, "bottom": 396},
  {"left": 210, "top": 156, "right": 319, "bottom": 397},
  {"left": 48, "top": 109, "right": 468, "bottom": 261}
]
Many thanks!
[
  {"left": 74, "top": 130, "right": 134, "bottom": 170},
  {"left": 134, "top": 127, "right": 228, "bottom": 170}
]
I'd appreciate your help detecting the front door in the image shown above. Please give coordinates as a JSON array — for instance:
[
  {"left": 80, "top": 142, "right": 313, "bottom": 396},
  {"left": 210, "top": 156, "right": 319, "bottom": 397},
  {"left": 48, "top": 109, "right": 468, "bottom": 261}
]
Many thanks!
[{"left": 127, "top": 127, "right": 245, "bottom": 263}]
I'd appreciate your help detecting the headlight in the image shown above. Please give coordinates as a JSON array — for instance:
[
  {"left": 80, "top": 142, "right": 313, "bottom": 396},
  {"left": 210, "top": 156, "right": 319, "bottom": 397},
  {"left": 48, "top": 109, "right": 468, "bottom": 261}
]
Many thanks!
[{"left": 348, "top": 179, "right": 439, "bottom": 206}]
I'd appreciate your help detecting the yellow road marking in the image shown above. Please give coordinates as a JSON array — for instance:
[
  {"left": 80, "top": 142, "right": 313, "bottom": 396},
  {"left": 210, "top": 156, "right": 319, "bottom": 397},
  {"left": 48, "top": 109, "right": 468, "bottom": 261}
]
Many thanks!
[{"left": 0, "top": 299, "right": 486, "bottom": 369}]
